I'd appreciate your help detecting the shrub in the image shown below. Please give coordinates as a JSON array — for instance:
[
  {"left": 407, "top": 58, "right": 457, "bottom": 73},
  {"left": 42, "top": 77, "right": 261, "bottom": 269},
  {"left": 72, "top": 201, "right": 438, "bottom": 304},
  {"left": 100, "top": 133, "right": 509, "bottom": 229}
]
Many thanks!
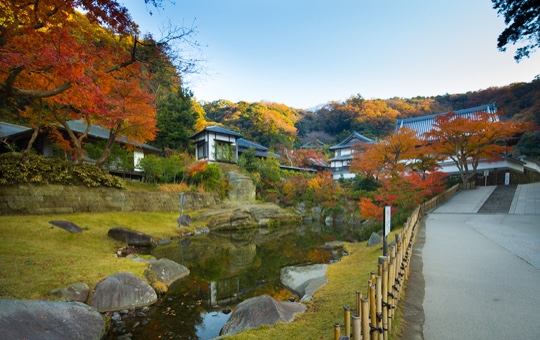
[
  {"left": 0, "top": 153, "right": 124, "bottom": 188},
  {"left": 186, "top": 161, "right": 230, "bottom": 197},
  {"left": 159, "top": 183, "right": 190, "bottom": 193},
  {"left": 138, "top": 154, "right": 185, "bottom": 184}
]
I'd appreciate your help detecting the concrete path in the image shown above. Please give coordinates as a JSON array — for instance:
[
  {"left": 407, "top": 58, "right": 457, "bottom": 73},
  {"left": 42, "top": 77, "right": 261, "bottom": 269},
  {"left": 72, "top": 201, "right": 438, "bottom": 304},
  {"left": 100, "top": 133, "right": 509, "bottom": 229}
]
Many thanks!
[{"left": 401, "top": 182, "right": 540, "bottom": 340}]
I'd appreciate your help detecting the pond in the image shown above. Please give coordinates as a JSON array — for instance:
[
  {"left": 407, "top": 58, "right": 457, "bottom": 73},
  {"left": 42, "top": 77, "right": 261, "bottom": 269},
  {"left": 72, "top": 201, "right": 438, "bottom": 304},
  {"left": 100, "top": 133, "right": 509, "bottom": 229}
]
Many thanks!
[{"left": 109, "top": 221, "right": 363, "bottom": 339}]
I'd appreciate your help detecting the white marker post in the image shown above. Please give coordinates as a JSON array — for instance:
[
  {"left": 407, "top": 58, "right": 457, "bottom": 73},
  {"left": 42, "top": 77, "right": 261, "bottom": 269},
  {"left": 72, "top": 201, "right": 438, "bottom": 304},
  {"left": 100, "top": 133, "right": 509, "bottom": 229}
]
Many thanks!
[
  {"left": 178, "top": 193, "right": 186, "bottom": 228},
  {"left": 383, "top": 206, "right": 391, "bottom": 256}
]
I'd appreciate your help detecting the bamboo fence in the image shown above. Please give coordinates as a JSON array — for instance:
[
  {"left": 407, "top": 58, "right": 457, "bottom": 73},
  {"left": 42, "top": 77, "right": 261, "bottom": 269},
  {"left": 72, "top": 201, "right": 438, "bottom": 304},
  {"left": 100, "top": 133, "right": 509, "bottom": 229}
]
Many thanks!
[{"left": 333, "top": 183, "right": 461, "bottom": 339}]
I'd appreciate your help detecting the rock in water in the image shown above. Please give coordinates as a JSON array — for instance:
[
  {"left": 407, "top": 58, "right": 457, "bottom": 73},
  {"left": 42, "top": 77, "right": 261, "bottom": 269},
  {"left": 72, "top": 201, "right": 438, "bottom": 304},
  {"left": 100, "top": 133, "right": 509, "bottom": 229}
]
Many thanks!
[
  {"left": 107, "top": 228, "right": 153, "bottom": 246},
  {"left": 90, "top": 273, "right": 157, "bottom": 312},
  {"left": 49, "top": 220, "right": 83, "bottom": 233},
  {"left": 0, "top": 300, "right": 105, "bottom": 340},
  {"left": 144, "top": 258, "right": 190, "bottom": 287},
  {"left": 280, "top": 264, "right": 328, "bottom": 301},
  {"left": 48, "top": 282, "right": 90, "bottom": 302},
  {"left": 220, "top": 295, "right": 306, "bottom": 336}
]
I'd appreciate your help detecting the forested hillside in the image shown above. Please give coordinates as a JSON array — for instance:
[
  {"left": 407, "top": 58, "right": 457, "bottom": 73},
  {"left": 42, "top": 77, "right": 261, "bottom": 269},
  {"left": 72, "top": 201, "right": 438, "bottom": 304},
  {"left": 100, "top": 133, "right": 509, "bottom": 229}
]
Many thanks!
[{"left": 199, "top": 78, "right": 540, "bottom": 151}]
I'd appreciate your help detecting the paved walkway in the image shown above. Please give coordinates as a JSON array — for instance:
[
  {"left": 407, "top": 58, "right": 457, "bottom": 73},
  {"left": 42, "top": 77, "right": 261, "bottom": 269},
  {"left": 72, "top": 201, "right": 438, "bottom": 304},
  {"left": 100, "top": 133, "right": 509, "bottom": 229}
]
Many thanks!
[{"left": 401, "top": 182, "right": 540, "bottom": 340}]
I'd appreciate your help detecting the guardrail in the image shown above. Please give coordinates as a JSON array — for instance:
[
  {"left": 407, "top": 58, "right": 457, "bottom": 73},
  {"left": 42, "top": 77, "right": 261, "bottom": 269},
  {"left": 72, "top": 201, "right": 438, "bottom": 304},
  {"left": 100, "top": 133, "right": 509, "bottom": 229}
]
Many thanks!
[{"left": 333, "top": 184, "right": 461, "bottom": 339}]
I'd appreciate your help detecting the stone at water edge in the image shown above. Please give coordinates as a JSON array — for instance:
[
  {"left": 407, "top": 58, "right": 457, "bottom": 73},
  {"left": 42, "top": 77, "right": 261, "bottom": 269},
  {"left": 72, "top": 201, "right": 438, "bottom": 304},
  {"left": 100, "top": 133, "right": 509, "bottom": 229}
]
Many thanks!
[
  {"left": 220, "top": 295, "right": 306, "bottom": 336},
  {"left": 49, "top": 220, "right": 83, "bottom": 233},
  {"left": 90, "top": 272, "right": 157, "bottom": 312},
  {"left": 48, "top": 282, "right": 90, "bottom": 302},
  {"left": 144, "top": 258, "right": 190, "bottom": 287},
  {"left": 107, "top": 227, "right": 153, "bottom": 246},
  {"left": 325, "top": 215, "right": 333, "bottom": 226},
  {"left": 0, "top": 300, "right": 106, "bottom": 340},
  {"left": 280, "top": 264, "right": 328, "bottom": 302}
]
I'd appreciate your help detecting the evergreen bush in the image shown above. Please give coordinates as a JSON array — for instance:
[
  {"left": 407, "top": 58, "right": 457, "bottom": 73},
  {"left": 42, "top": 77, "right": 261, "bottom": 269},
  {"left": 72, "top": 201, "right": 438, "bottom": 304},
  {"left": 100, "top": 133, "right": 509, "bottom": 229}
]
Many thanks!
[{"left": 0, "top": 153, "right": 124, "bottom": 188}]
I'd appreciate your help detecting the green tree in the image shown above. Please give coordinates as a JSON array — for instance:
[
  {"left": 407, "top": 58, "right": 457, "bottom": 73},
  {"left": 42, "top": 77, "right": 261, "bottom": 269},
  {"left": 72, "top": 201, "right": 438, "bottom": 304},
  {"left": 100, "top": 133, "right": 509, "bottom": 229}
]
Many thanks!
[
  {"left": 492, "top": 0, "right": 540, "bottom": 61},
  {"left": 517, "top": 130, "right": 540, "bottom": 159},
  {"left": 85, "top": 141, "right": 134, "bottom": 171},
  {"left": 238, "top": 148, "right": 258, "bottom": 173},
  {"left": 154, "top": 89, "right": 198, "bottom": 151}
]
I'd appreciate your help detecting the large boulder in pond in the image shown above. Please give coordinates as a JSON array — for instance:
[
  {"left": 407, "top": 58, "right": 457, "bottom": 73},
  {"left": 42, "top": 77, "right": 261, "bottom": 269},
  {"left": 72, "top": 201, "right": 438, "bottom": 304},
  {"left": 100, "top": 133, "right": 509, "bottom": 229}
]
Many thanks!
[
  {"left": 49, "top": 220, "right": 83, "bottom": 233},
  {"left": 281, "top": 264, "right": 328, "bottom": 302},
  {"left": 48, "top": 282, "right": 89, "bottom": 302},
  {"left": 107, "top": 227, "right": 153, "bottom": 246},
  {"left": 91, "top": 273, "right": 157, "bottom": 312},
  {"left": 220, "top": 295, "right": 306, "bottom": 336},
  {"left": 0, "top": 300, "right": 106, "bottom": 340},
  {"left": 144, "top": 258, "right": 190, "bottom": 287}
]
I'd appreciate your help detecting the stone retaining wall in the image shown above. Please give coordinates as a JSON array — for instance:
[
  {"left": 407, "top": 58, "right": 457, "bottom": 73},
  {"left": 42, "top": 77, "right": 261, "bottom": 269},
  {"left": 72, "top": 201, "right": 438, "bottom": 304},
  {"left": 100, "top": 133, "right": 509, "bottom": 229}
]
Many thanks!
[{"left": 0, "top": 185, "right": 221, "bottom": 215}]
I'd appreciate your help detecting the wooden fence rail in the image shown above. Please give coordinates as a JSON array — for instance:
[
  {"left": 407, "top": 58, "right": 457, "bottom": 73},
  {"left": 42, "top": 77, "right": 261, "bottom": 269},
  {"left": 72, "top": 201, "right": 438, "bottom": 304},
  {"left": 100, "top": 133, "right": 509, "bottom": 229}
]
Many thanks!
[{"left": 333, "top": 184, "right": 461, "bottom": 339}]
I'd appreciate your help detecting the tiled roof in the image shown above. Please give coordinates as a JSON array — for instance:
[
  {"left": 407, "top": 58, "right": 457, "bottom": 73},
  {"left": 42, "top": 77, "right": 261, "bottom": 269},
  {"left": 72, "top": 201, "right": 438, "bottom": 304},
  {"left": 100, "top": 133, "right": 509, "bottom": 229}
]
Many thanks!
[
  {"left": 395, "top": 103, "right": 497, "bottom": 136},
  {"left": 0, "top": 122, "right": 32, "bottom": 138},
  {"left": 0, "top": 120, "right": 161, "bottom": 152},
  {"left": 66, "top": 120, "right": 162, "bottom": 152},
  {"left": 329, "top": 154, "right": 354, "bottom": 162},
  {"left": 308, "top": 157, "right": 329, "bottom": 167},
  {"left": 329, "top": 131, "right": 375, "bottom": 150},
  {"left": 190, "top": 125, "right": 243, "bottom": 139},
  {"left": 238, "top": 138, "right": 268, "bottom": 151},
  {"left": 300, "top": 140, "right": 326, "bottom": 149}
]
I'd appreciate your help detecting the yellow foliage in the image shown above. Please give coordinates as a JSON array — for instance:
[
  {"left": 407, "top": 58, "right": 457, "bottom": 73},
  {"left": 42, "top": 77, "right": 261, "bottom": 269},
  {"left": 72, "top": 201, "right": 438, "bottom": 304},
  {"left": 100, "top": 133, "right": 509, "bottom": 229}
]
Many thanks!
[
  {"left": 159, "top": 183, "right": 190, "bottom": 192},
  {"left": 152, "top": 281, "right": 168, "bottom": 294}
]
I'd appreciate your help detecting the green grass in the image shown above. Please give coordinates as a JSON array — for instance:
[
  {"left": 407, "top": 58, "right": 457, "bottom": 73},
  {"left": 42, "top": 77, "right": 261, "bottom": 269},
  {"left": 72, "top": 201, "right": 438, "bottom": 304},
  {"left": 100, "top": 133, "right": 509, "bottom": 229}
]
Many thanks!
[
  {"left": 0, "top": 211, "right": 187, "bottom": 299},
  {"left": 227, "top": 229, "right": 405, "bottom": 339},
  {"left": 0, "top": 212, "right": 405, "bottom": 338}
]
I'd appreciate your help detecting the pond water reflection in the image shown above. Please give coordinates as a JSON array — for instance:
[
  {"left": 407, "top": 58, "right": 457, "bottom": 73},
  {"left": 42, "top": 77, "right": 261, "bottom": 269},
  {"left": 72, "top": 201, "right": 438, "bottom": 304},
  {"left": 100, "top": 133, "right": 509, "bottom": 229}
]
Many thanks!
[{"left": 118, "top": 222, "right": 361, "bottom": 339}]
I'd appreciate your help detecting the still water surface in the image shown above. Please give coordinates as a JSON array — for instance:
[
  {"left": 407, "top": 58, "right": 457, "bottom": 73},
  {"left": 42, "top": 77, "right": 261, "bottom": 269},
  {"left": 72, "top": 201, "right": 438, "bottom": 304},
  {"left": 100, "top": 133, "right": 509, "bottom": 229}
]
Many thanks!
[{"left": 115, "top": 222, "right": 359, "bottom": 339}]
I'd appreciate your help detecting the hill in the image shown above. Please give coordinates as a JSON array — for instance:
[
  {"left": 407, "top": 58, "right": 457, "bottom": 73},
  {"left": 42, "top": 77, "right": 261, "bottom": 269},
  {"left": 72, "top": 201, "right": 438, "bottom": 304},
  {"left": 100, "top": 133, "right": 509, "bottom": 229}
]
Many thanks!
[{"left": 200, "top": 79, "right": 539, "bottom": 150}]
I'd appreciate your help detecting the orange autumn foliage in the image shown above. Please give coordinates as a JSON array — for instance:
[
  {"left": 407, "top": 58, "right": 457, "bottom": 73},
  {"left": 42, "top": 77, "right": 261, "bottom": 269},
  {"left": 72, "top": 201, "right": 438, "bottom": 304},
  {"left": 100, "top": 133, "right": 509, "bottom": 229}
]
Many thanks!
[{"left": 425, "top": 111, "right": 529, "bottom": 185}]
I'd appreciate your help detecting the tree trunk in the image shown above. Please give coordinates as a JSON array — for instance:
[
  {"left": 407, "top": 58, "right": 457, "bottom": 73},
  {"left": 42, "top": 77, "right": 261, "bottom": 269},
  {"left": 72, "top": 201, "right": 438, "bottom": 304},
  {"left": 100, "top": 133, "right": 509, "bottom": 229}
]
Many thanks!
[
  {"left": 53, "top": 110, "right": 91, "bottom": 165},
  {"left": 21, "top": 126, "right": 39, "bottom": 164},
  {"left": 95, "top": 124, "right": 121, "bottom": 168}
]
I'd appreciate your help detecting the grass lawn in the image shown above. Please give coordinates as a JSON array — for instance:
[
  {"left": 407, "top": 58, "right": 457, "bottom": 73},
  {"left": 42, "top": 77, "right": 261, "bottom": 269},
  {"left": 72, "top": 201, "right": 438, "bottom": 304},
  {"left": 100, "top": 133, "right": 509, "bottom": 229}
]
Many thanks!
[
  {"left": 0, "top": 211, "right": 184, "bottom": 299},
  {"left": 0, "top": 212, "right": 404, "bottom": 338},
  {"left": 227, "top": 230, "right": 404, "bottom": 339}
]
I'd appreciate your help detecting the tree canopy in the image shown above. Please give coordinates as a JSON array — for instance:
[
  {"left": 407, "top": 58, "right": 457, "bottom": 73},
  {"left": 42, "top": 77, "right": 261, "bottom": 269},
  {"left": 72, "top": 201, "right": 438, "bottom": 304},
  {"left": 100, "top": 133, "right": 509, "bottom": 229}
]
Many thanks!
[
  {"left": 492, "top": 0, "right": 540, "bottom": 61},
  {"left": 425, "top": 111, "right": 528, "bottom": 185},
  {"left": 1, "top": 0, "right": 198, "bottom": 166}
]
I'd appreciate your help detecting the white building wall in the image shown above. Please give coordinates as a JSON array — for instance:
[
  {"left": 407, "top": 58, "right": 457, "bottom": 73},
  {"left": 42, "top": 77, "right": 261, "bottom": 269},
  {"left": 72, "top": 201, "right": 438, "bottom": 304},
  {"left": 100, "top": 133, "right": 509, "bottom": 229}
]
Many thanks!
[{"left": 133, "top": 149, "right": 144, "bottom": 172}]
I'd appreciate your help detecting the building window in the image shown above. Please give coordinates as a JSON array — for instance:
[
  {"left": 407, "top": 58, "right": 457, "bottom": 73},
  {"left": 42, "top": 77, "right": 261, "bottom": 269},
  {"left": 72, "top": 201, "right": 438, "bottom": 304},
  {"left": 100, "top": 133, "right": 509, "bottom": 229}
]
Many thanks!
[
  {"left": 215, "top": 141, "right": 235, "bottom": 162},
  {"left": 198, "top": 143, "right": 207, "bottom": 160}
]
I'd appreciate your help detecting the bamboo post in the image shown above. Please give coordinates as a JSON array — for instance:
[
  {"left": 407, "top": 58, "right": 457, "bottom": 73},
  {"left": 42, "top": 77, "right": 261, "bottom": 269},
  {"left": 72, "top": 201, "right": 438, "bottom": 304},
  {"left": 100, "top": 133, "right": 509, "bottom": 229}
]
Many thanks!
[
  {"left": 334, "top": 322, "right": 341, "bottom": 340},
  {"left": 344, "top": 305, "right": 351, "bottom": 338},
  {"left": 352, "top": 314, "right": 361, "bottom": 340},
  {"left": 356, "top": 291, "right": 362, "bottom": 316},
  {"left": 361, "top": 298, "right": 370, "bottom": 340},
  {"left": 379, "top": 256, "right": 389, "bottom": 340},
  {"left": 382, "top": 268, "right": 389, "bottom": 340},
  {"left": 387, "top": 256, "right": 395, "bottom": 332},
  {"left": 369, "top": 285, "right": 377, "bottom": 340},
  {"left": 376, "top": 276, "right": 383, "bottom": 340}
]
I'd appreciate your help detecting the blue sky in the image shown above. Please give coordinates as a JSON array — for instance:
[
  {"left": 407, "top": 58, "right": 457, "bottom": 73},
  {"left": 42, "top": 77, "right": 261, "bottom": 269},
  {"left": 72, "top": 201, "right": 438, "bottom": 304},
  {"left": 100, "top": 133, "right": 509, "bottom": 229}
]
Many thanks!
[{"left": 126, "top": 1, "right": 540, "bottom": 109}]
